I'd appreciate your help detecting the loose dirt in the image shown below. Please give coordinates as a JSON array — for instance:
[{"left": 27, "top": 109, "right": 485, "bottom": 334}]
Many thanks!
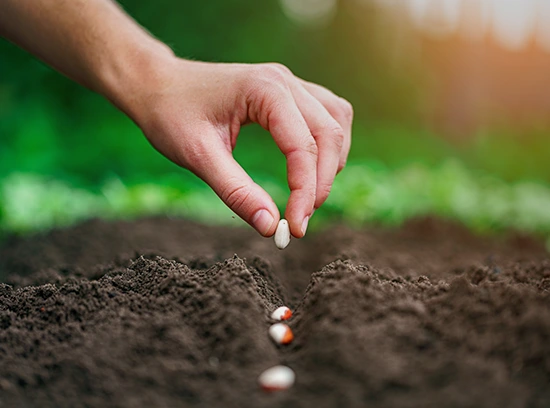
[{"left": 0, "top": 217, "right": 549, "bottom": 407}]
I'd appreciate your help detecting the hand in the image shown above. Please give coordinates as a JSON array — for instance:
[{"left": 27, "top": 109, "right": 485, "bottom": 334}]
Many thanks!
[{"left": 127, "top": 59, "right": 353, "bottom": 238}]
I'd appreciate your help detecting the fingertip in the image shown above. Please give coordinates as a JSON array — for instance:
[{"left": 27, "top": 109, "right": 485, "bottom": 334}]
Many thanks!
[
  {"left": 285, "top": 203, "right": 312, "bottom": 239},
  {"left": 251, "top": 208, "right": 279, "bottom": 237},
  {"left": 287, "top": 215, "right": 310, "bottom": 238}
]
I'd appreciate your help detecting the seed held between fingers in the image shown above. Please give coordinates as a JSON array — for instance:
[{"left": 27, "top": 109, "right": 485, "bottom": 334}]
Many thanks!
[
  {"left": 269, "top": 323, "right": 294, "bottom": 345},
  {"left": 271, "top": 306, "right": 292, "bottom": 321},
  {"left": 274, "top": 219, "right": 291, "bottom": 249},
  {"left": 258, "top": 365, "right": 295, "bottom": 392}
]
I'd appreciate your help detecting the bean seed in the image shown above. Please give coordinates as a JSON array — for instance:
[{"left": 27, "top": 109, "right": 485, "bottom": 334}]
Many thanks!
[
  {"left": 274, "top": 219, "right": 291, "bottom": 249},
  {"left": 271, "top": 306, "right": 292, "bottom": 321},
  {"left": 258, "top": 365, "right": 295, "bottom": 391},
  {"left": 269, "top": 323, "right": 294, "bottom": 345}
]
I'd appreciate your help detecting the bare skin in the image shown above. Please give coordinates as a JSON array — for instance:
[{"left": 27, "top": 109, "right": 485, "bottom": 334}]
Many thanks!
[{"left": 0, "top": 0, "right": 353, "bottom": 238}]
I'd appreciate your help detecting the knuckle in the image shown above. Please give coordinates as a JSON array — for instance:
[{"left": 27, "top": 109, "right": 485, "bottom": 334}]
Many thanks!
[
  {"left": 246, "top": 68, "right": 289, "bottom": 107},
  {"left": 286, "top": 137, "right": 318, "bottom": 160},
  {"left": 314, "top": 122, "right": 344, "bottom": 150},
  {"left": 302, "top": 138, "right": 319, "bottom": 158},
  {"left": 176, "top": 139, "right": 207, "bottom": 172},
  {"left": 330, "top": 125, "right": 345, "bottom": 151},
  {"left": 339, "top": 98, "right": 354, "bottom": 120},
  {"left": 257, "top": 63, "right": 291, "bottom": 85},
  {"left": 260, "top": 91, "right": 289, "bottom": 129},
  {"left": 220, "top": 181, "right": 252, "bottom": 213},
  {"left": 266, "top": 62, "right": 293, "bottom": 76}
]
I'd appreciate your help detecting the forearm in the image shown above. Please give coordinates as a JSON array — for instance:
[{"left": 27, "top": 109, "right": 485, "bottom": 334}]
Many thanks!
[{"left": 0, "top": 0, "right": 174, "bottom": 117}]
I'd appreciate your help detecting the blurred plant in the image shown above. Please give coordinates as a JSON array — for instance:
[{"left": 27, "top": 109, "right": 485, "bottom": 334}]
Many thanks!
[
  {"left": 4, "top": 161, "right": 550, "bottom": 244},
  {"left": 326, "top": 159, "right": 550, "bottom": 236}
]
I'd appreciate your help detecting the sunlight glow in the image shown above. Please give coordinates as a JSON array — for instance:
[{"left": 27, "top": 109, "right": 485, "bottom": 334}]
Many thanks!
[
  {"left": 401, "top": 0, "right": 548, "bottom": 51},
  {"left": 279, "top": 0, "right": 337, "bottom": 26},
  {"left": 440, "top": 0, "right": 462, "bottom": 30},
  {"left": 407, "top": 0, "right": 430, "bottom": 28},
  {"left": 283, "top": 0, "right": 550, "bottom": 52},
  {"left": 407, "top": 0, "right": 461, "bottom": 37},
  {"left": 490, "top": 0, "right": 537, "bottom": 50},
  {"left": 535, "top": 0, "right": 550, "bottom": 52}
]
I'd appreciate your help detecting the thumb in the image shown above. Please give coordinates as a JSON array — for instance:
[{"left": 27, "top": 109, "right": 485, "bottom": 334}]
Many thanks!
[{"left": 190, "top": 133, "right": 280, "bottom": 237}]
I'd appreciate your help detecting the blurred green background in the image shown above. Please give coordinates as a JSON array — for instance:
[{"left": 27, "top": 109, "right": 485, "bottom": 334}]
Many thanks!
[{"left": 2, "top": 0, "right": 550, "bottom": 238}]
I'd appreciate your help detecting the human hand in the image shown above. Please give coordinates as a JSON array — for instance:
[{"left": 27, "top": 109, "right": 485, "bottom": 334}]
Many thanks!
[{"left": 124, "top": 59, "right": 353, "bottom": 238}]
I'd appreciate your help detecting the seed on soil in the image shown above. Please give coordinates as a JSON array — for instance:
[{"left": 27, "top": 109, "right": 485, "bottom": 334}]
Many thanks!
[
  {"left": 268, "top": 323, "right": 294, "bottom": 345},
  {"left": 258, "top": 365, "right": 295, "bottom": 391},
  {"left": 271, "top": 306, "right": 292, "bottom": 321},
  {"left": 274, "top": 219, "right": 291, "bottom": 250}
]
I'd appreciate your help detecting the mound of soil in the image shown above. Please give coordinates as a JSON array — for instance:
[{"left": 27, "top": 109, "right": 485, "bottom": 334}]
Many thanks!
[{"left": 0, "top": 217, "right": 549, "bottom": 407}]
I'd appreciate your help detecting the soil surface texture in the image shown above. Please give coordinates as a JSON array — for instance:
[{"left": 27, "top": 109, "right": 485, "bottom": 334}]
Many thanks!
[{"left": 1, "top": 217, "right": 549, "bottom": 408}]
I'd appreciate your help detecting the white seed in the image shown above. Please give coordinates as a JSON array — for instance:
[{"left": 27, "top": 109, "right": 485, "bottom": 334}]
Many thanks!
[
  {"left": 271, "top": 306, "right": 292, "bottom": 321},
  {"left": 269, "top": 323, "right": 294, "bottom": 345},
  {"left": 258, "top": 365, "right": 295, "bottom": 391},
  {"left": 274, "top": 219, "right": 291, "bottom": 250}
]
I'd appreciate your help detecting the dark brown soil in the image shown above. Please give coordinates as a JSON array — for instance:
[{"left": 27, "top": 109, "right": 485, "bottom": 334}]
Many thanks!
[{"left": 0, "top": 217, "right": 549, "bottom": 407}]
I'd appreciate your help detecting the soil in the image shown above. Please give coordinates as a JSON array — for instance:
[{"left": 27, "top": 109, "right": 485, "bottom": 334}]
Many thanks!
[{"left": 0, "top": 216, "right": 549, "bottom": 408}]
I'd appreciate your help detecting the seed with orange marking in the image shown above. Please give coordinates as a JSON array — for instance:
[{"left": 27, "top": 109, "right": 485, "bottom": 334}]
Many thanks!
[
  {"left": 271, "top": 306, "right": 292, "bottom": 321},
  {"left": 258, "top": 365, "right": 295, "bottom": 391},
  {"left": 269, "top": 323, "right": 294, "bottom": 345}
]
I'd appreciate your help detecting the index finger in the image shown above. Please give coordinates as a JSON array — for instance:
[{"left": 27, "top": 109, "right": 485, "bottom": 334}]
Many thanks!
[{"left": 250, "top": 88, "right": 317, "bottom": 238}]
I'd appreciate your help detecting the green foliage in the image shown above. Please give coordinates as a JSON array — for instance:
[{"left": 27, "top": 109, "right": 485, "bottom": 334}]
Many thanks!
[
  {"left": 4, "top": 160, "right": 550, "bottom": 242},
  {"left": 326, "top": 160, "right": 550, "bottom": 235},
  {"left": 0, "top": 172, "right": 286, "bottom": 233}
]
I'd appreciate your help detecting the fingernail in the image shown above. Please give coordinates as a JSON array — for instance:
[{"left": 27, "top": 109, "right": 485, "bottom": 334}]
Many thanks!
[
  {"left": 301, "top": 216, "right": 310, "bottom": 236},
  {"left": 252, "top": 209, "right": 274, "bottom": 235}
]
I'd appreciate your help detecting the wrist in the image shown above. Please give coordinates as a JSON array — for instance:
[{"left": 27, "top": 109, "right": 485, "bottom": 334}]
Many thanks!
[{"left": 98, "top": 38, "right": 178, "bottom": 124}]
